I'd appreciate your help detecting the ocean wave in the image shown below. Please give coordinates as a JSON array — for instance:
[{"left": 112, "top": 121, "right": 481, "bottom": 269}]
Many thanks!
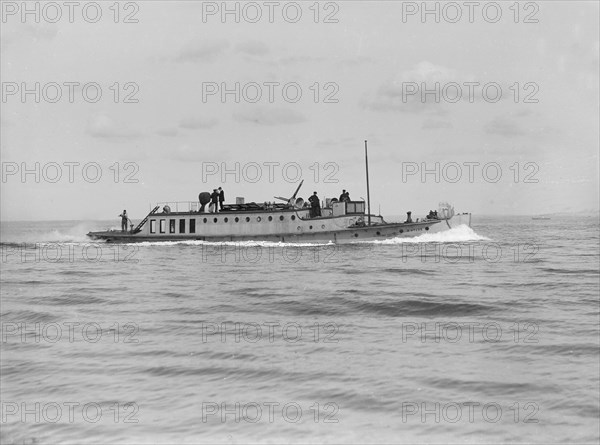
[
  {"left": 363, "top": 224, "right": 490, "bottom": 244},
  {"left": 1, "top": 223, "right": 97, "bottom": 244},
  {"left": 540, "top": 267, "right": 600, "bottom": 275},
  {"left": 353, "top": 299, "right": 495, "bottom": 317}
]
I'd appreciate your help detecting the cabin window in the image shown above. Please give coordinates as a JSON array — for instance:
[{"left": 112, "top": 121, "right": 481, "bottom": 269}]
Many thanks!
[
  {"left": 160, "top": 220, "right": 166, "bottom": 233},
  {"left": 291, "top": 215, "right": 296, "bottom": 221},
  {"left": 224, "top": 218, "right": 228, "bottom": 223},
  {"left": 268, "top": 216, "right": 273, "bottom": 221},
  {"left": 169, "top": 219, "right": 176, "bottom": 234},
  {"left": 246, "top": 217, "right": 250, "bottom": 222},
  {"left": 203, "top": 218, "right": 207, "bottom": 223},
  {"left": 179, "top": 219, "right": 186, "bottom": 233},
  {"left": 190, "top": 219, "right": 196, "bottom": 233},
  {"left": 280, "top": 216, "right": 284, "bottom": 221},
  {"left": 213, "top": 218, "right": 218, "bottom": 223},
  {"left": 347, "top": 202, "right": 366, "bottom": 214},
  {"left": 257, "top": 216, "right": 262, "bottom": 222},
  {"left": 150, "top": 220, "right": 156, "bottom": 233},
  {"left": 235, "top": 217, "right": 239, "bottom": 223}
]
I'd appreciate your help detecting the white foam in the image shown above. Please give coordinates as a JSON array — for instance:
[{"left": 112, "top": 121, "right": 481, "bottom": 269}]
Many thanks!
[
  {"left": 11, "top": 223, "right": 99, "bottom": 244},
  {"left": 130, "top": 227, "right": 486, "bottom": 247},
  {"left": 133, "top": 239, "right": 334, "bottom": 248},
  {"left": 365, "top": 224, "right": 490, "bottom": 244}
]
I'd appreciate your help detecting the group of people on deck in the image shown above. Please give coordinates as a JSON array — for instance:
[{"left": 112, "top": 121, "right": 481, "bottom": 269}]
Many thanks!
[
  {"left": 119, "top": 187, "right": 351, "bottom": 228},
  {"left": 307, "top": 189, "right": 351, "bottom": 218},
  {"left": 339, "top": 189, "right": 351, "bottom": 202},
  {"left": 209, "top": 187, "right": 225, "bottom": 212}
]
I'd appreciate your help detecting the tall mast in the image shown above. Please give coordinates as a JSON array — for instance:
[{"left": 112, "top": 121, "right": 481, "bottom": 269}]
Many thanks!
[{"left": 365, "top": 140, "right": 371, "bottom": 226}]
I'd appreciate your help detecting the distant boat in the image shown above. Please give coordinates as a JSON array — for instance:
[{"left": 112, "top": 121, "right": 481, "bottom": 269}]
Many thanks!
[{"left": 532, "top": 216, "right": 551, "bottom": 220}]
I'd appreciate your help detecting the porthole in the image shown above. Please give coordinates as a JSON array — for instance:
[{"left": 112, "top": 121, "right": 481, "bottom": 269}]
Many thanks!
[
  {"left": 291, "top": 215, "right": 296, "bottom": 221},
  {"left": 376, "top": 231, "right": 381, "bottom": 235},
  {"left": 354, "top": 233, "right": 359, "bottom": 237},
  {"left": 425, "top": 226, "right": 429, "bottom": 231},
  {"left": 268, "top": 216, "right": 273, "bottom": 221},
  {"left": 257, "top": 216, "right": 262, "bottom": 222},
  {"left": 213, "top": 218, "right": 218, "bottom": 223},
  {"left": 297, "top": 226, "right": 301, "bottom": 231},
  {"left": 246, "top": 217, "right": 250, "bottom": 222},
  {"left": 235, "top": 217, "right": 239, "bottom": 223},
  {"left": 203, "top": 218, "right": 207, "bottom": 223},
  {"left": 321, "top": 225, "right": 325, "bottom": 229},
  {"left": 280, "top": 215, "right": 284, "bottom": 221},
  {"left": 399, "top": 229, "right": 403, "bottom": 234},
  {"left": 224, "top": 218, "right": 228, "bottom": 223},
  {"left": 309, "top": 225, "right": 313, "bottom": 230}
]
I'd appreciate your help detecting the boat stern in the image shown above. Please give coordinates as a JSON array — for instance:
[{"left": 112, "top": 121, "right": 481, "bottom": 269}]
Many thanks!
[{"left": 86, "top": 230, "right": 138, "bottom": 242}]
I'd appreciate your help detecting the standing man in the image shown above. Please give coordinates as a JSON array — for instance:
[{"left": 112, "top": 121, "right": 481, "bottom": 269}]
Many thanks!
[
  {"left": 339, "top": 190, "right": 350, "bottom": 202},
  {"left": 218, "top": 187, "right": 225, "bottom": 211},
  {"left": 210, "top": 189, "right": 219, "bottom": 213},
  {"left": 308, "top": 191, "right": 321, "bottom": 218},
  {"left": 119, "top": 210, "right": 128, "bottom": 232}
]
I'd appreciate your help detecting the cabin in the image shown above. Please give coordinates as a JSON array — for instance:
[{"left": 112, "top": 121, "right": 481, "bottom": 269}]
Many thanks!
[{"left": 141, "top": 199, "right": 381, "bottom": 239}]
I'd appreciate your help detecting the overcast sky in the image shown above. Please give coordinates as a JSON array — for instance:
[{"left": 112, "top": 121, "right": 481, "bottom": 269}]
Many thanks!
[{"left": 1, "top": 1, "right": 598, "bottom": 221}]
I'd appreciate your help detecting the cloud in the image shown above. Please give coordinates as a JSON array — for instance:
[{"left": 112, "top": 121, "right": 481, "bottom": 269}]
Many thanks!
[
  {"left": 363, "top": 61, "right": 474, "bottom": 113},
  {"left": 168, "top": 144, "right": 205, "bottom": 162},
  {"left": 86, "top": 114, "right": 140, "bottom": 140},
  {"left": 235, "top": 40, "right": 269, "bottom": 56},
  {"left": 1, "top": 115, "right": 12, "bottom": 127},
  {"left": 156, "top": 128, "right": 179, "bottom": 137},
  {"left": 422, "top": 119, "right": 453, "bottom": 130},
  {"left": 1, "top": 23, "right": 58, "bottom": 47},
  {"left": 167, "top": 144, "right": 226, "bottom": 162},
  {"left": 484, "top": 116, "right": 526, "bottom": 137},
  {"left": 278, "top": 55, "right": 327, "bottom": 65},
  {"left": 337, "top": 56, "right": 377, "bottom": 67},
  {"left": 175, "top": 40, "right": 229, "bottom": 63},
  {"left": 233, "top": 107, "right": 307, "bottom": 126},
  {"left": 179, "top": 117, "right": 218, "bottom": 130},
  {"left": 316, "top": 135, "right": 382, "bottom": 149}
]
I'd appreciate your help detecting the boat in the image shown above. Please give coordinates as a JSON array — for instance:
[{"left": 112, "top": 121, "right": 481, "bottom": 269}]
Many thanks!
[{"left": 87, "top": 142, "right": 472, "bottom": 243}]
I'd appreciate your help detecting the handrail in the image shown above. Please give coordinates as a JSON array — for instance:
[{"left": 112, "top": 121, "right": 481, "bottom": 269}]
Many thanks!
[{"left": 151, "top": 201, "right": 199, "bottom": 212}]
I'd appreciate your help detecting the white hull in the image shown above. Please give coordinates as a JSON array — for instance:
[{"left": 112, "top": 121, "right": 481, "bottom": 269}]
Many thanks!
[{"left": 88, "top": 209, "right": 472, "bottom": 244}]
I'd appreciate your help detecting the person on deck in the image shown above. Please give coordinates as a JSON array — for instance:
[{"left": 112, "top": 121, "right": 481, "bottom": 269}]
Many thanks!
[
  {"left": 339, "top": 190, "right": 350, "bottom": 202},
  {"left": 119, "top": 210, "right": 128, "bottom": 232},
  {"left": 218, "top": 187, "right": 225, "bottom": 211},
  {"left": 210, "top": 189, "right": 219, "bottom": 213},
  {"left": 308, "top": 192, "right": 321, "bottom": 218}
]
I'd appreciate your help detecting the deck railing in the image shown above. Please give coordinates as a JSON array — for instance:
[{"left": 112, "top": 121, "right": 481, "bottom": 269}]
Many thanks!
[{"left": 152, "top": 201, "right": 199, "bottom": 212}]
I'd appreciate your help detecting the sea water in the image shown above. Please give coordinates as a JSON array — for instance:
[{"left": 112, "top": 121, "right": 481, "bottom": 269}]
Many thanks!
[{"left": 1, "top": 215, "right": 598, "bottom": 443}]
